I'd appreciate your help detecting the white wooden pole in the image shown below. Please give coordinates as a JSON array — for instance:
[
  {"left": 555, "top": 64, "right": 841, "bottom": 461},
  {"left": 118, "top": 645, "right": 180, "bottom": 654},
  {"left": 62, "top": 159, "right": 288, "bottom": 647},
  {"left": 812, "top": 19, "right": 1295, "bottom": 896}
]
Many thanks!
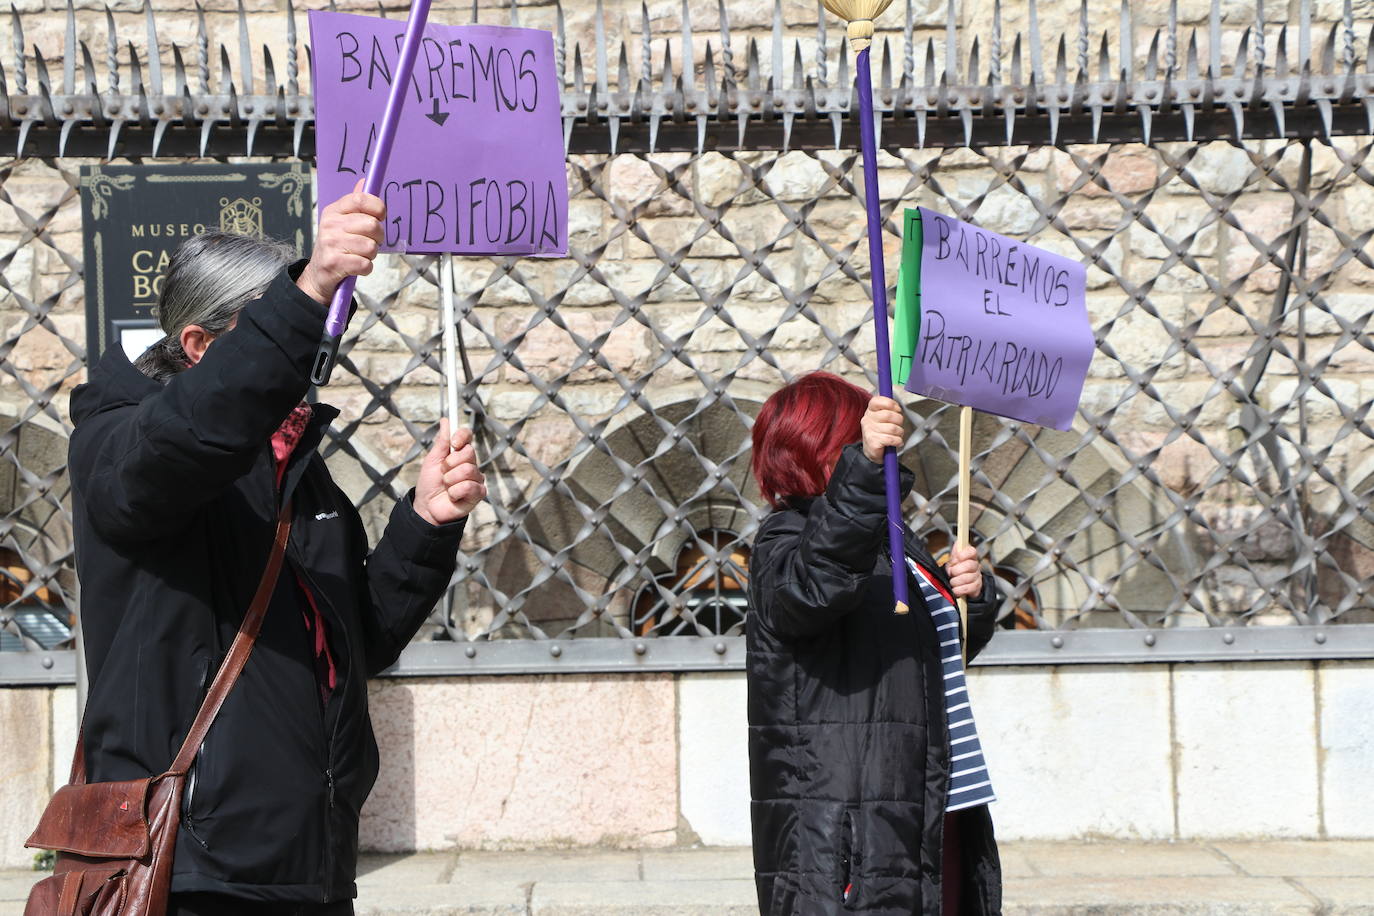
[
  {"left": 440, "top": 253, "right": 460, "bottom": 438},
  {"left": 956, "top": 404, "right": 972, "bottom": 664}
]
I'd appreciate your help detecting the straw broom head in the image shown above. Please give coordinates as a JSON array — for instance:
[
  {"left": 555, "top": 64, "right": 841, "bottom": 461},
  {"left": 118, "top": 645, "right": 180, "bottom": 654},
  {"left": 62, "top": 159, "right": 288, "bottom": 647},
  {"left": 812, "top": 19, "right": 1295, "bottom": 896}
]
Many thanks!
[{"left": 820, "top": 0, "right": 895, "bottom": 53}]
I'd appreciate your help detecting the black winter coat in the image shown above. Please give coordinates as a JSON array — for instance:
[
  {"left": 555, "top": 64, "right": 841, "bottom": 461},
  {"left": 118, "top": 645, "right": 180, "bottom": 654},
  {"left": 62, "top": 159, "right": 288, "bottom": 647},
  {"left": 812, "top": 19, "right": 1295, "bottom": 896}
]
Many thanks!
[
  {"left": 67, "top": 268, "right": 465, "bottom": 903},
  {"left": 747, "top": 444, "right": 1003, "bottom": 916}
]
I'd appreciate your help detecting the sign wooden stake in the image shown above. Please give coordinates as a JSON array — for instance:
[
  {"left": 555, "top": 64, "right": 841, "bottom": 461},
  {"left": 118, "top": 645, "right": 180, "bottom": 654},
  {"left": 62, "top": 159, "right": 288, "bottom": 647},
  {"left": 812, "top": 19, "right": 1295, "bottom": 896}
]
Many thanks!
[
  {"left": 440, "top": 254, "right": 461, "bottom": 435},
  {"left": 956, "top": 404, "right": 972, "bottom": 663}
]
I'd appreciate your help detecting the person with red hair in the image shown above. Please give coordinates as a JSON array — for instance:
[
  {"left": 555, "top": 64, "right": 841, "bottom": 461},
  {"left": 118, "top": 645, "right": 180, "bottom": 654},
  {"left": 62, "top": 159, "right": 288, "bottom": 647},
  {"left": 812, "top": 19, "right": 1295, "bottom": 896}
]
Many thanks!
[{"left": 747, "top": 371, "right": 1004, "bottom": 916}]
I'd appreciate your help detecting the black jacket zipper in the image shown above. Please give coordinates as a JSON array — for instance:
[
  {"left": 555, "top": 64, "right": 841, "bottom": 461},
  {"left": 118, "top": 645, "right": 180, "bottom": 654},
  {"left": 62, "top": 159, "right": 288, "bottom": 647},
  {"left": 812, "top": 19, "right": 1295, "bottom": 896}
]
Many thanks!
[
  {"left": 291, "top": 550, "right": 351, "bottom": 902},
  {"left": 181, "top": 656, "right": 215, "bottom": 848}
]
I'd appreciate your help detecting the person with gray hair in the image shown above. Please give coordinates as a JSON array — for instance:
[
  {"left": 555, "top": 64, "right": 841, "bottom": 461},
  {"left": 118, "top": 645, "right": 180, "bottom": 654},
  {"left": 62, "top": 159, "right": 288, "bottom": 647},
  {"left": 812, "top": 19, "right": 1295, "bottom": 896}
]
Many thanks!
[
  {"left": 133, "top": 231, "right": 300, "bottom": 381},
  {"left": 60, "top": 187, "right": 485, "bottom": 915}
]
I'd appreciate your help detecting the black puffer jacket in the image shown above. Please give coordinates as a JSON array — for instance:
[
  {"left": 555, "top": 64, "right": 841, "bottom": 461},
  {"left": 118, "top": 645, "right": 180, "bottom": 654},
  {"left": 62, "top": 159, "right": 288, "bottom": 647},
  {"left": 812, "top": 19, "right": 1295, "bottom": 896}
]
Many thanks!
[
  {"left": 747, "top": 444, "right": 1003, "bottom": 916},
  {"left": 67, "top": 267, "right": 465, "bottom": 903}
]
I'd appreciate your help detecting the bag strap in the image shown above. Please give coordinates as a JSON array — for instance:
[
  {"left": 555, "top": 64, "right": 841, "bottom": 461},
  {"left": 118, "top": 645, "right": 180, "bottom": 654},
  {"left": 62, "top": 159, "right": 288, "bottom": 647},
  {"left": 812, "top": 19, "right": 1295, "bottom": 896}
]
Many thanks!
[
  {"left": 168, "top": 504, "right": 293, "bottom": 776},
  {"left": 69, "top": 504, "right": 294, "bottom": 784}
]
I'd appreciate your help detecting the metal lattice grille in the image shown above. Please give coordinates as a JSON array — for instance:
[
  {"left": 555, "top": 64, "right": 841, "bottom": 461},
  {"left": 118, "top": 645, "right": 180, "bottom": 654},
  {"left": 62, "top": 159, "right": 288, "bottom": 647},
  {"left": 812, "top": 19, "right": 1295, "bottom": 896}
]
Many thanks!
[{"left": 3, "top": 0, "right": 1374, "bottom": 680}]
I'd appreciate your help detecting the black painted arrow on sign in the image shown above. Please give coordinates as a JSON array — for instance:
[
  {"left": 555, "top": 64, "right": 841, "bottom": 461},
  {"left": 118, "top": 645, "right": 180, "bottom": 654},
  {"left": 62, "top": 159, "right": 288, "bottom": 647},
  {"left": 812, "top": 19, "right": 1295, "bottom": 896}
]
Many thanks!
[{"left": 425, "top": 98, "right": 450, "bottom": 127}]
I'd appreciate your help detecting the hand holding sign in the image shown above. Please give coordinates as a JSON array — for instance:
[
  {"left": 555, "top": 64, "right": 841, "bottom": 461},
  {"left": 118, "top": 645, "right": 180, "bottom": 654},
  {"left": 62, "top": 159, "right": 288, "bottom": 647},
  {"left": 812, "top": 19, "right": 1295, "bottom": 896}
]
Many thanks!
[
  {"left": 894, "top": 208, "right": 1094, "bottom": 653},
  {"left": 296, "top": 181, "right": 386, "bottom": 305},
  {"left": 307, "top": 8, "right": 569, "bottom": 399},
  {"left": 860, "top": 396, "right": 905, "bottom": 464}
]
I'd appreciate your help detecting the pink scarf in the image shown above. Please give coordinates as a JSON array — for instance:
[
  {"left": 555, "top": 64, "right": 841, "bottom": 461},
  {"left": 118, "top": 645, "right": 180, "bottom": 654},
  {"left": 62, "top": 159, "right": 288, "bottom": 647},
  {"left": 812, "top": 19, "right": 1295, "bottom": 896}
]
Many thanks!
[
  {"left": 270, "top": 403, "right": 338, "bottom": 703},
  {"left": 271, "top": 403, "right": 314, "bottom": 484}
]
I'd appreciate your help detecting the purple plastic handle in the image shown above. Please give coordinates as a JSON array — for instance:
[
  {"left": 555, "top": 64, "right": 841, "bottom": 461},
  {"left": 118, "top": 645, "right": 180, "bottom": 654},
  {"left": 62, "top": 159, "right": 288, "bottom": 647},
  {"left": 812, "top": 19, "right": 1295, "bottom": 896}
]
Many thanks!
[
  {"left": 854, "top": 47, "right": 910, "bottom": 614},
  {"left": 312, "top": 0, "right": 434, "bottom": 386}
]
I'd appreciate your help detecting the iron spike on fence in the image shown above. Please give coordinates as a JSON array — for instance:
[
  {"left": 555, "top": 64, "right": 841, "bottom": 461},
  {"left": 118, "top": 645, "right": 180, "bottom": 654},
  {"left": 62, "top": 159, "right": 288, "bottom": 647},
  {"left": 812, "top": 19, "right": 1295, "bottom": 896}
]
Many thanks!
[
  {"left": 11, "top": 4, "right": 26, "bottom": 97},
  {"left": 783, "top": 39, "right": 804, "bottom": 151},
  {"left": 816, "top": 0, "right": 828, "bottom": 87},
  {"left": 1272, "top": 30, "right": 1289, "bottom": 136},
  {"left": 961, "top": 36, "right": 976, "bottom": 146},
  {"left": 649, "top": 41, "right": 668, "bottom": 152},
  {"left": 1182, "top": 31, "right": 1199, "bottom": 140},
  {"left": 63, "top": 0, "right": 75, "bottom": 98},
  {"left": 1049, "top": 35, "right": 1066, "bottom": 146},
  {"left": 772, "top": 0, "right": 784, "bottom": 97},
  {"left": 236, "top": 0, "right": 253, "bottom": 98},
  {"left": 195, "top": 2, "right": 209, "bottom": 96},
  {"left": 899, "top": 0, "right": 912, "bottom": 92},
  {"left": 1317, "top": 25, "right": 1338, "bottom": 138},
  {"left": 286, "top": 0, "right": 298, "bottom": 98},
  {"left": 1342, "top": 0, "right": 1356, "bottom": 71},
  {"left": 264, "top": 45, "right": 276, "bottom": 99},
  {"left": 1230, "top": 27, "right": 1250, "bottom": 136},
  {"left": 171, "top": 42, "right": 186, "bottom": 99},
  {"left": 1007, "top": 32, "right": 1022, "bottom": 146},
  {"left": 1140, "top": 30, "right": 1159, "bottom": 144},
  {"left": 34, "top": 49, "right": 54, "bottom": 127},
  {"left": 105, "top": 6, "right": 118, "bottom": 97},
  {"left": 1076, "top": 0, "right": 1089, "bottom": 80},
  {"left": 4, "top": 0, "right": 1374, "bottom": 157},
  {"left": 685, "top": 0, "right": 709, "bottom": 153},
  {"left": 79, "top": 40, "right": 99, "bottom": 109},
  {"left": 915, "top": 36, "right": 933, "bottom": 149},
  {"left": 640, "top": 1, "right": 651, "bottom": 91},
  {"left": 1092, "top": 29, "right": 1109, "bottom": 142}
]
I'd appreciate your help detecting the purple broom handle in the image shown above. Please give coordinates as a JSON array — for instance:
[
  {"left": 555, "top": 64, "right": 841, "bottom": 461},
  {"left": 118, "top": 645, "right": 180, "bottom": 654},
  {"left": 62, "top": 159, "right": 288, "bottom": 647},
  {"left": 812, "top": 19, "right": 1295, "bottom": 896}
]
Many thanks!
[
  {"left": 854, "top": 47, "right": 909, "bottom": 614},
  {"left": 312, "top": 0, "right": 434, "bottom": 386}
]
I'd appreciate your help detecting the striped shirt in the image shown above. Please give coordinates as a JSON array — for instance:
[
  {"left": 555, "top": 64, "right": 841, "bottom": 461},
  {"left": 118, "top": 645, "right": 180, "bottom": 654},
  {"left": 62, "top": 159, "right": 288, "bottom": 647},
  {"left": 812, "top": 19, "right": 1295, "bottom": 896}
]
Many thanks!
[{"left": 907, "top": 556, "right": 997, "bottom": 812}]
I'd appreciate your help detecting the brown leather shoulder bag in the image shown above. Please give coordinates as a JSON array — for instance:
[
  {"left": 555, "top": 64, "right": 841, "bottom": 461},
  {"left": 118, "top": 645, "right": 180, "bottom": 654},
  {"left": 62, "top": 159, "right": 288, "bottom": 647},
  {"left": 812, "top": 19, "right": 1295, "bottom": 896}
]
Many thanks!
[{"left": 24, "top": 507, "right": 292, "bottom": 916}]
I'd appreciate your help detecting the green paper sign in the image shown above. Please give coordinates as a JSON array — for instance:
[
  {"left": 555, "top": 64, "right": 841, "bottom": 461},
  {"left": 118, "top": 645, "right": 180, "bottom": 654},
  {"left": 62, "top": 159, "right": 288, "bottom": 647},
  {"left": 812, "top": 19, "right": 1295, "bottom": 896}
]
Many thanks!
[{"left": 892, "top": 208, "right": 923, "bottom": 387}]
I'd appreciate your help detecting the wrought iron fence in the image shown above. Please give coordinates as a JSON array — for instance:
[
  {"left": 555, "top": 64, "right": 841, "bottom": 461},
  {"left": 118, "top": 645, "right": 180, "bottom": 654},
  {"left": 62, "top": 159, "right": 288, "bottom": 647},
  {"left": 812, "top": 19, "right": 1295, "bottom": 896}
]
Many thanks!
[{"left": 2, "top": 0, "right": 1374, "bottom": 683}]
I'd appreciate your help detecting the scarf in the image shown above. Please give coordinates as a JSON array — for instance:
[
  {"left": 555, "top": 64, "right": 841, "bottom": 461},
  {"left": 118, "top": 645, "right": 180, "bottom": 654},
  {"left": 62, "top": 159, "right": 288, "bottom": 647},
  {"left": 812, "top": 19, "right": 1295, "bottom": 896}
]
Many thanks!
[{"left": 270, "top": 403, "right": 338, "bottom": 704}]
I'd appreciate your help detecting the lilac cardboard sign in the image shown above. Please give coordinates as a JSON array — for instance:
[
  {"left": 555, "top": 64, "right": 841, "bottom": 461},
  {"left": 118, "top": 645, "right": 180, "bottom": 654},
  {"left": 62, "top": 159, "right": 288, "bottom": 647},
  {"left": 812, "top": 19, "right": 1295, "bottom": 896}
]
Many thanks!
[
  {"left": 310, "top": 10, "right": 568, "bottom": 257},
  {"left": 903, "top": 207, "right": 1093, "bottom": 431}
]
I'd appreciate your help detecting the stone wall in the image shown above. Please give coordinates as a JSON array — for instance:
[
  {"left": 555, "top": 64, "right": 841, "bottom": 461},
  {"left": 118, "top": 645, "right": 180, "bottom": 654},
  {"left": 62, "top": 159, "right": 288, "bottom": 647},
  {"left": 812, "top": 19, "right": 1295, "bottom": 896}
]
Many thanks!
[
  {"left": 4, "top": 1, "right": 1372, "bottom": 637},
  {"left": 0, "top": 686, "right": 75, "bottom": 870},
  {"left": 4, "top": 662, "right": 1371, "bottom": 869},
  {"left": 272, "top": 659, "right": 1374, "bottom": 849}
]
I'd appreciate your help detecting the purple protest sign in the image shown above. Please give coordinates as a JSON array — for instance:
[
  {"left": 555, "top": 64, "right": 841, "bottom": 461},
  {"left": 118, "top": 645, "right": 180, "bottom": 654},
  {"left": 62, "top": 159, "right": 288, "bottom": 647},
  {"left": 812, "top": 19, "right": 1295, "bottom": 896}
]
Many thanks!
[
  {"left": 904, "top": 207, "right": 1093, "bottom": 431},
  {"left": 309, "top": 11, "right": 568, "bottom": 257}
]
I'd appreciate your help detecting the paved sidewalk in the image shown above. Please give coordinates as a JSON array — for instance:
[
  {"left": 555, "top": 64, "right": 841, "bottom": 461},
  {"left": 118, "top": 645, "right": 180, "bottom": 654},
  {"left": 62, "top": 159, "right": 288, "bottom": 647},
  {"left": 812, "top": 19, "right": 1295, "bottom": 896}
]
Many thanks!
[{"left": 3, "top": 841, "right": 1372, "bottom": 914}]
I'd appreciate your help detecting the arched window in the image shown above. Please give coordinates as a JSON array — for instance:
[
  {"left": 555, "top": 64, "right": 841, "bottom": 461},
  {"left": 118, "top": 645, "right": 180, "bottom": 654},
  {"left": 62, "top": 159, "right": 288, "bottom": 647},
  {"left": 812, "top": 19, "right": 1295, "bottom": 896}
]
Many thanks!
[
  {"left": 0, "top": 547, "right": 72, "bottom": 652},
  {"left": 632, "top": 529, "right": 751, "bottom": 637},
  {"left": 922, "top": 530, "right": 1040, "bottom": 630}
]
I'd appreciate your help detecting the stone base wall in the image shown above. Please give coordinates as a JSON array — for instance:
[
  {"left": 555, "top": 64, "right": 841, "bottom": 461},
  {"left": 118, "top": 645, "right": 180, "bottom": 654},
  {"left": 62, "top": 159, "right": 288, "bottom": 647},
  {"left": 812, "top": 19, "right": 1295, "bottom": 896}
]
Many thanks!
[
  {"left": 0, "top": 686, "right": 76, "bottom": 870},
  {"left": 3, "top": 661, "right": 1371, "bottom": 868}
]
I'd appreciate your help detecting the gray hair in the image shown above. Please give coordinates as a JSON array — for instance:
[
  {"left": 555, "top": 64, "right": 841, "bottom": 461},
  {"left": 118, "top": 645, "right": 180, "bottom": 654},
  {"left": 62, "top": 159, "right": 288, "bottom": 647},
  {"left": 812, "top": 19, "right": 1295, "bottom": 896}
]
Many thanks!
[{"left": 133, "top": 231, "right": 298, "bottom": 381}]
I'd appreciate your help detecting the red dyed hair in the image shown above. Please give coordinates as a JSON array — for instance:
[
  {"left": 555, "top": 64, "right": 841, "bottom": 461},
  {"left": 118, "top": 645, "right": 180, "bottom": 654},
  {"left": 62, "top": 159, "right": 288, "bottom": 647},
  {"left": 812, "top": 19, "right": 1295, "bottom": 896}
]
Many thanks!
[{"left": 751, "top": 372, "right": 869, "bottom": 508}]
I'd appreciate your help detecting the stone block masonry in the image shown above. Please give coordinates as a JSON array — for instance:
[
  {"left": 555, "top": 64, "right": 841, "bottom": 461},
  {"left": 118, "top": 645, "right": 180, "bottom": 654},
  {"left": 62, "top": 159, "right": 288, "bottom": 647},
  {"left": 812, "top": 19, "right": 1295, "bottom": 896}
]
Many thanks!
[{"left": 1, "top": 661, "right": 1371, "bottom": 871}]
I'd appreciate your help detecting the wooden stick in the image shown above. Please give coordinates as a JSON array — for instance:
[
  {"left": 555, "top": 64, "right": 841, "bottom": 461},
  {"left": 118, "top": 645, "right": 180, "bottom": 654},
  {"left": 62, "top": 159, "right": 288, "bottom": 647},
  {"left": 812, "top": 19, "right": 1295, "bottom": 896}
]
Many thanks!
[
  {"left": 956, "top": 404, "right": 972, "bottom": 663},
  {"left": 440, "top": 253, "right": 461, "bottom": 439}
]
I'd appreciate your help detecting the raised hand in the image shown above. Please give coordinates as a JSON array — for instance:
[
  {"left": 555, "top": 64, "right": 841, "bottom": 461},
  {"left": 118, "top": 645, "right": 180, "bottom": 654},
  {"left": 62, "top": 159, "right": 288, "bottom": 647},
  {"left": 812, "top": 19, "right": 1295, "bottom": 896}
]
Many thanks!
[
  {"left": 860, "top": 395, "right": 905, "bottom": 463},
  {"left": 296, "top": 179, "right": 386, "bottom": 305},
  {"left": 414, "top": 418, "right": 487, "bottom": 526},
  {"left": 945, "top": 542, "right": 984, "bottom": 600}
]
